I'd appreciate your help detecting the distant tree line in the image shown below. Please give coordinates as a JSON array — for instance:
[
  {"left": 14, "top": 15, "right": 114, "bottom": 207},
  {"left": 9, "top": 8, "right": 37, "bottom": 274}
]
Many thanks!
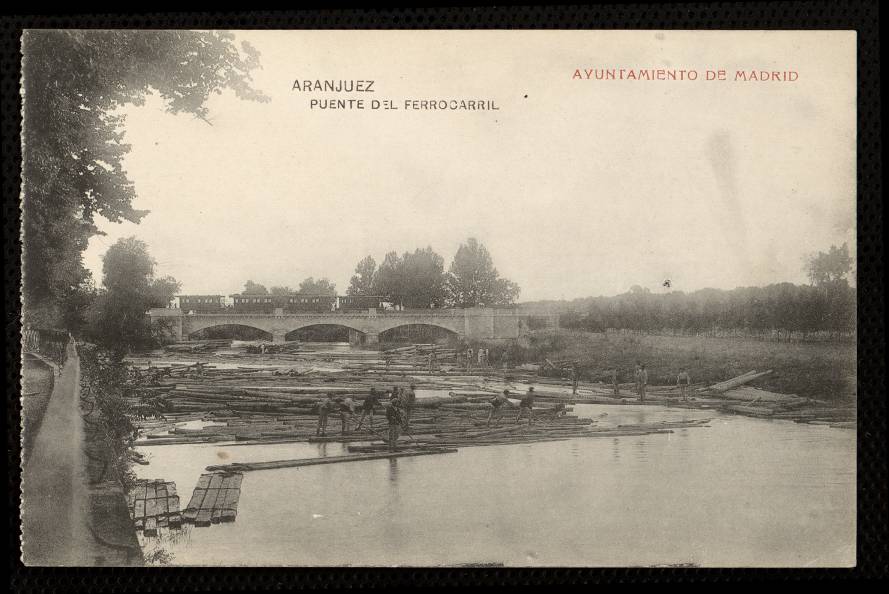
[{"left": 544, "top": 244, "right": 856, "bottom": 340}]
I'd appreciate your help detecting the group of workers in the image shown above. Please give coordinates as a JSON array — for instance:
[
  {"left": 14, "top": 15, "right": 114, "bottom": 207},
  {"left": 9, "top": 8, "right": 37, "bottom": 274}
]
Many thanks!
[
  {"left": 564, "top": 361, "right": 692, "bottom": 402},
  {"left": 314, "top": 383, "right": 419, "bottom": 451},
  {"left": 486, "top": 386, "right": 538, "bottom": 426},
  {"left": 631, "top": 363, "right": 691, "bottom": 402},
  {"left": 465, "top": 347, "right": 502, "bottom": 370}
]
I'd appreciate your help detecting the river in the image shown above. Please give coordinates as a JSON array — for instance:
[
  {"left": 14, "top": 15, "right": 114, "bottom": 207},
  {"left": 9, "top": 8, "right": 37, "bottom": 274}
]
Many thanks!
[{"left": 134, "top": 402, "right": 855, "bottom": 567}]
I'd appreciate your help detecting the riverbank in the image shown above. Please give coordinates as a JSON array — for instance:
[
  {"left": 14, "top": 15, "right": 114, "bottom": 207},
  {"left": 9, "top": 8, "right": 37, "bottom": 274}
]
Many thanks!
[
  {"left": 490, "top": 330, "right": 856, "bottom": 403},
  {"left": 21, "top": 353, "right": 55, "bottom": 467},
  {"left": 21, "top": 343, "right": 143, "bottom": 566}
]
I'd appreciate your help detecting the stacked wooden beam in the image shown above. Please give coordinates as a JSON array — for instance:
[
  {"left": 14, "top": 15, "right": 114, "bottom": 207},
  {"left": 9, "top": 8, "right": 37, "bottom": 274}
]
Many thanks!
[
  {"left": 183, "top": 472, "right": 243, "bottom": 526},
  {"left": 127, "top": 478, "right": 181, "bottom": 535}
]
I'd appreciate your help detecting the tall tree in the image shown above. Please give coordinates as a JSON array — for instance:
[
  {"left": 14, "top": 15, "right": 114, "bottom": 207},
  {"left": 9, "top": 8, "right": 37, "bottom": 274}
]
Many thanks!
[
  {"left": 242, "top": 280, "right": 268, "bottom": 295},
  {"left": 374, "top": 251, "right": 404, "bottom": 305},
  {"left": 21, "top": 30, "right": 267, "bottom": 327},
  {"left": 806, "top": 243, "right": 854, "bottom": 287},
  {"left": 400, "top": 247, "right": 448, "bottom": 308},
  {"left": 88, "top": 237, "right": 180, "bottom": 357},
  {"left": 446, "top": 238, "right": 520, "bottom": 307},
  {"left": 347, "top": 256, "right": 378, "bottom": 296},
  {"left": 298, "top": 277, "right": 337, "bottom": 295}
]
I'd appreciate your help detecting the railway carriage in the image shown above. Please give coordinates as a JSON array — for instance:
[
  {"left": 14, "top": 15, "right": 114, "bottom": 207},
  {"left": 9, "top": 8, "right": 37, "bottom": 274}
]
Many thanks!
[
  {"left": 337, "top": 295, "right": 387, "bottom": 312},
  {"left": 177, "top": 295, "right": 226, "bottom": 314},
  {"left": 229, "top": 293, "right": 336, "bottom": 314}
]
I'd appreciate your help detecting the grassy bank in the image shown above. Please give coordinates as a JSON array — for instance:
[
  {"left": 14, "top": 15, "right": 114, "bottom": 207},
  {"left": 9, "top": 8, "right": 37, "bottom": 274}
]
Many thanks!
[{"left": 474, "top": 330, "right": 856, "bottom": 403}]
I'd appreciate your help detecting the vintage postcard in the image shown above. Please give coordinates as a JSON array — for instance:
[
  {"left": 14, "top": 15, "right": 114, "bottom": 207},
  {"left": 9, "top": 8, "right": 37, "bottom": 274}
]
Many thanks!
[{"left": 19, "top": 30, "right": 856, "bottom": 567}]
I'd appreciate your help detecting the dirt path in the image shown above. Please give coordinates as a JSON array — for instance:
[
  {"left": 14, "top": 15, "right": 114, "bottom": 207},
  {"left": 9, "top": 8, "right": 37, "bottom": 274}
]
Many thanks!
[{"left": 21, "top": 341, "right": 92, "bottom": 565}]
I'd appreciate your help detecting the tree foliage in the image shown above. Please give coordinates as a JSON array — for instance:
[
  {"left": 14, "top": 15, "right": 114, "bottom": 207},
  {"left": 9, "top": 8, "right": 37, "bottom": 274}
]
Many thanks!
[
  {"left": 21, "top": 30, "right": 267, "bottom": 326},
  {"left": 242, "top": 280, "right": 268, "bottom": 295},
  {"left": 446, "top": 238, "right": 520, "bottom": 307},
  {"left": 370, "top": 248, "right": 449, "bottom": 308},
  {"left": 298, "top": 277, "right": 337, "bottom": 295},
  {"left": 347, "top": 256, "right": 377, "bottom": 296},
  {"left": 806, "top": 243, "right": 854, "bottom": 287},
  {"left": 269, "top": 286, "right": 295, "bottom": 295},
  {"left": 86, "top": 237, "right": 180, "bottom": 356}
]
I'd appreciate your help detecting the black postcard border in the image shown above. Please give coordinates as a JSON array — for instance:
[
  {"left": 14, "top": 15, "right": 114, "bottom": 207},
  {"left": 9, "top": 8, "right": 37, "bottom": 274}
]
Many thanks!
[{"left": 3, "top": 3, "right": 885, "bottom": 589}]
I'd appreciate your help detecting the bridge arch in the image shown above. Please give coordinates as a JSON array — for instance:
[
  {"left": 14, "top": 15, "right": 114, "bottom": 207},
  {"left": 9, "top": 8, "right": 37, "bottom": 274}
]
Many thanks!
[
  {"left": 187, "top": 323, "right": 272, "bottom": 341},
  {"left": 285, "top": 324, "right": 364, "bottom": 343}
]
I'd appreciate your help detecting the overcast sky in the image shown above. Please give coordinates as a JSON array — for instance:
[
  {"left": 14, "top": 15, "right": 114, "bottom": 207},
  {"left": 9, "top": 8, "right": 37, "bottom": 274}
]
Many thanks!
[{"left": 82, "top": 31, "right": 856, "bottom": 301}]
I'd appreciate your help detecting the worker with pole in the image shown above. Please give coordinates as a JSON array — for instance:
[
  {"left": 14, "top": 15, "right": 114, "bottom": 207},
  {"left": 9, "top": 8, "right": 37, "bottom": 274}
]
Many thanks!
[
  {"left": 466, "top": 347, "right": 474, "bottom": 371},
  {"left": 356, "top": 387, "right": 380, "bottom": 431},
  {"left": 611, "top": 368, "right": 620, "bottom": 397},
  {"left": 515, "top": 387, "right": 536, "bottom": 425},
  {"left": 337, "top": 396, "right": 356, "bottom": 435}
]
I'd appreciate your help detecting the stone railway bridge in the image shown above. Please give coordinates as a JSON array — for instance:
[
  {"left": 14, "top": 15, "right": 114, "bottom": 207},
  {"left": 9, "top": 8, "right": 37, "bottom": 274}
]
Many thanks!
[{"left": 149, "top": 307, "right": 558, "bottom": 344}]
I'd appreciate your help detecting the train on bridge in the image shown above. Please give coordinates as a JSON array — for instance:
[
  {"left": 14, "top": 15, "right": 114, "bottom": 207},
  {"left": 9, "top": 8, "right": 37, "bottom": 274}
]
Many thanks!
[{"left": 176, "top": 294, "right": 389, "bottom": 315}]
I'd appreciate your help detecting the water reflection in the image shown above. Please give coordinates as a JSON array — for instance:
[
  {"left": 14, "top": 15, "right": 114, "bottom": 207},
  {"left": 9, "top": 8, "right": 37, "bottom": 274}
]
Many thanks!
[{"left": 134, "top": 404, "right": 855, "bottom": 566}]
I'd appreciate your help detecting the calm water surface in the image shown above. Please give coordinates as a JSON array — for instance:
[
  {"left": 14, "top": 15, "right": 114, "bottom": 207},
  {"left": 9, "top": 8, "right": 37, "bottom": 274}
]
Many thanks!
[{"left": 135, "top": 404, "right": 855, "bottom": 566}]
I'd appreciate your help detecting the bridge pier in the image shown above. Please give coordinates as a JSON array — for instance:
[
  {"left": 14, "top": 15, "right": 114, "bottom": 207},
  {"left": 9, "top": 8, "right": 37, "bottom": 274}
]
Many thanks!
[
  {"left": 365, "top": 332, "right": 379, "bottom": 345},
  {"left": 271, "top": 330, "right": 287, "bottom": 344},
  {"left": 348, "top": 329, "right": 363, "bottom": 346}
]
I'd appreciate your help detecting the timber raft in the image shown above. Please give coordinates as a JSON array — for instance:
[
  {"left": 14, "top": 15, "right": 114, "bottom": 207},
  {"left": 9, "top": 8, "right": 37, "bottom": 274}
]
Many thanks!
[{"left": 123, "top": 344, "right": 854, "bottom": 455}]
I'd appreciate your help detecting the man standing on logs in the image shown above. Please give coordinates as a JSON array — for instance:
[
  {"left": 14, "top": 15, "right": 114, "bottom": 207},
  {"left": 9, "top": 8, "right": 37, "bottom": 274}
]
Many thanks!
[
  {"left": 516, "top": 387, "right": 535, "bottom": 425},
  {"left": 402, "top": 384, "right": 417, "bottom": 431},
  {"left": 571, "top": 362, "right": 579, "bottom": 395},
  {"left": 385, "top": 392, "right": 404, "bottom": 452},
  {"left": 487, "top": 389, "right": 512, "bottom": 426},
  {"left": 316, "top": 394, "right": 335, "bottom": 437},
  {"left": 677, "top": 368, "right": 691, "bottom": 402},
  {"left": 338, "top": 396, "right": 356, "bottom": 435},
  {"left": 636, "top": 364, "right": 648, "bottom": 402},
  {"left": 466, "top": 347, "right": 474, "bottom": 371},
  {"left": 357, "top": 387, "right": 380, "bottom": 431}
]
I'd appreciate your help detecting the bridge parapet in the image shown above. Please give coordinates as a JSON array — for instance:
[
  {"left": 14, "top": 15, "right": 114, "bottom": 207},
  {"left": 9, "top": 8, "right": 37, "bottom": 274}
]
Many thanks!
[{"left": 148, "top": 307, "right": 530, "bottom": 343}]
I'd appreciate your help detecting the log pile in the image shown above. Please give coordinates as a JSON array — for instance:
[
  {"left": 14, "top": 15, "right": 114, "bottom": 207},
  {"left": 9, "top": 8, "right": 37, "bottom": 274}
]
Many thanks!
[{"left": 126, "top": 351, "right": 855, "bottom": 451}]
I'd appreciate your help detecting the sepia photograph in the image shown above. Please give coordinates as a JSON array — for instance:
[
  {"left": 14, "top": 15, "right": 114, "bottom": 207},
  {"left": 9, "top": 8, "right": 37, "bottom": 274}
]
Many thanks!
[{"left": 18, "top": 29, "right": 857, "bottom": 567}]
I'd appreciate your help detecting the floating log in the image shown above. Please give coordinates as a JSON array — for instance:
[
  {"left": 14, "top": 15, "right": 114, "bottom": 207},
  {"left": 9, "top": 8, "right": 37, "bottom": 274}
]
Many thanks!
[{"left": 207, "top": 448, "right": 458, "bottom": 472}]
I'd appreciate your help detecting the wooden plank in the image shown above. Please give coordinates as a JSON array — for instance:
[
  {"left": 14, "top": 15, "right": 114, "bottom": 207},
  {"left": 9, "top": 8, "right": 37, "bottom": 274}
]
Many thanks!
[
  {"left": 145, "top": 484, "right": 157, "bottom": 500},
  {"left": 168, "top": 513, "right": 182, "bottom": 529},
  {"left": 194, "top": 509, "right": 213, "bottom": 527},
  {"left": 185, "top": 488, "right": 206, "bottom": 512},
  {"left": 133, "top": 499, "right": 146, "bottom": 519},
  {"left": 156, "top": 497, "right": 169, "bottom": 516},
  {"left": 156, "top": 484, "right": 168, "bottom": 499},
  {"left": 200, "top": 488, "right": 220, "bottom": 511},
  {"left": 207, "top": 448, "right": 458, "bottom": 472},
  {"left": 144, "top": 517, "right": 158, "bottom": 536},
  {"left": 145, "top": 498, "right": 158, "bottom": 519},
  {"left": 208, "top": 474, "right": 225, "bottom": 490},
  {"left": 195, "top": 474, "right": 212, "bottom": 489},
  {"left": 167, "top": 496, "right": 180, "bottom": 514},
  {"left": 165, "top": 482, "right": 177, "bottom": 498}
]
